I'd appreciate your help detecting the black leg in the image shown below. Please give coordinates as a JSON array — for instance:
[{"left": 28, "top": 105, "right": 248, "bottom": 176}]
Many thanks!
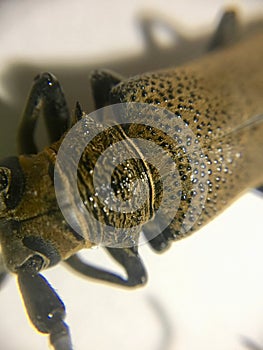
[
  {"left": 90, "top": 69, "right": 123, "bottom": 109},
  {"left": 106, "top": 247, "right": 147, "bottom": 286},
  {"left": 0, "top": 253, "right": 8, "bottom": 289},
  {"left": 208, "top": 9, "right": 240, "bottom": 51},
  {"left": 0, "top": 272, "right": 8, "bottom": 289},
  {"left": 65, "top": 246, "right": 147, "bottom": 287},
  {"left": 255, "top": 185, "right": 263, "bottom": 194},
  {"left": 143, "top": 221, "right": 182, "bottom": 253},
  {"left": 17, "top": 255, "right": 72, "bottom": 350},
  {"left": 18, "top": 72, "right": 70, "bottom": 154},
  {"left": 143, "top": 227, "right": 171, "bottom": 253}
]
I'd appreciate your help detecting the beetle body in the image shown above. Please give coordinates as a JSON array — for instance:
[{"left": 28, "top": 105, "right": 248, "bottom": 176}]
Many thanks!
[
  {"left": 108, "top": 31, "right": 263, "bottom": 243},
  {"left": 0, "top": 10, "right": 262, "bottom": 350}
]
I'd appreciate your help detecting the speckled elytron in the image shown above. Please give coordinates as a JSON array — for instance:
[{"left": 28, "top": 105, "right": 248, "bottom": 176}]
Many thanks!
[
  {"left": 107, "top": 30, "right": 263, "bottom": 248},
  {"left": 0, "top": 9, "right": 262, "bottom": 350}
]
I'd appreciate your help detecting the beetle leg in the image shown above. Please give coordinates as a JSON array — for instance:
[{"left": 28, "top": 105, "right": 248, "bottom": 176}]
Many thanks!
[
  {"left": 0, "top": 271, "right": 7, "bottom": 286},
  {"left": 17, "top": 255, "right": 72, "bottom": 350},
  {"left": 208, "top": 9, "right": 240, "bottom": 51},
  {"left": 0, "top": 253, "right": 8, "bottom": 288},
  {"left": 18, "top": 72, "right": 70, "bottom": 154},
  {"left": 143, "top": 229, "right": 171, "bottom": 253},
  {"left": 65, "top": 247, "right": 147, "bottom": 287},
  {"left": 106, "top": 247, "right": 147, "bottom": 286},
  {"left": 90, "top": 69, "right": 124, "bottom": 109},
  {"left": 0, "top": 270, "right": 8, "bottom": 289},
  {"left": 255, "top": 185, "right": 263, "bottom": 195}
]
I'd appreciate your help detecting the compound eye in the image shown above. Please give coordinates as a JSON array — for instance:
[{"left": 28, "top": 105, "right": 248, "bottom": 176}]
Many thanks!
[{"left": 0, "top": 167, "right": 11, "bottom": 192}]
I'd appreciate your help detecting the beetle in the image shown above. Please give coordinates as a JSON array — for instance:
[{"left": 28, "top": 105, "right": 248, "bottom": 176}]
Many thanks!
[{"left": 0, "top": 9, "right": 262, "bottom": 350}]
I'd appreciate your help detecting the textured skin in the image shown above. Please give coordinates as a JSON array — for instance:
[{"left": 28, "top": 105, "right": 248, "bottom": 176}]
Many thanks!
[
  {"left": 1, "top": 30, "right": 262, "bottom": 269},
  {"left": 109, "top": 31, "right": 263, "bottom": 240},
  {"left": 1, "top": 13, "right": 262, "bottom": 350}
]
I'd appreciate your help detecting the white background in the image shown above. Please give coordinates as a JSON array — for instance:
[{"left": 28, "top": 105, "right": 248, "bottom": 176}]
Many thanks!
[{"left": 0, "top": 1, "right": 263, "bottom": 350}]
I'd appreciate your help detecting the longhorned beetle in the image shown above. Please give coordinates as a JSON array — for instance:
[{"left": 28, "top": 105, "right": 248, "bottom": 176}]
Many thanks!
[{"left": 0, "top": 9, "right": 262, "bottom": 350}]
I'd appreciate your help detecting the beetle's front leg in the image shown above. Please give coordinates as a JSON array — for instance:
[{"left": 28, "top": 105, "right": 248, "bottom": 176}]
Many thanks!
[
  {"left": 17, "top": 255, "right": 72, "bottom": 350},
  {"left": 65, "top": 246, "right": 147, "bottom": 287},
  {"left": 106, "top": 247, "right": 147, "bottom": 287},
  {"left": 18, "top": 72, "right": 70, "bottom": 154}
]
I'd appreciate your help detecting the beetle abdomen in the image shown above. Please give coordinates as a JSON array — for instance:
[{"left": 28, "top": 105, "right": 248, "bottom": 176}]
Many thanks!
[{"left": 109, "top": 32, "right": 263, "bottom": 240}]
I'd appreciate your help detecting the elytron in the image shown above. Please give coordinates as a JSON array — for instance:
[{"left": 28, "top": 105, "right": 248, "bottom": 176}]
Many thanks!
[{"left": 0, "top": 9, "right": 262, "bottom": 350}]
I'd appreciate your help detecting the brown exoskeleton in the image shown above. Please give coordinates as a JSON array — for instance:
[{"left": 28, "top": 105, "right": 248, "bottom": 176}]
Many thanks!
[{"left": 0, "top": 9, "right": 262, "bottom": 350}]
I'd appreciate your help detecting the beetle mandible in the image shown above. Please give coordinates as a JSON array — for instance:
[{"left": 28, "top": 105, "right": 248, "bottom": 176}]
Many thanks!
[{"left": 0, "top": 9, "right": 262, "bottom": 350}]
